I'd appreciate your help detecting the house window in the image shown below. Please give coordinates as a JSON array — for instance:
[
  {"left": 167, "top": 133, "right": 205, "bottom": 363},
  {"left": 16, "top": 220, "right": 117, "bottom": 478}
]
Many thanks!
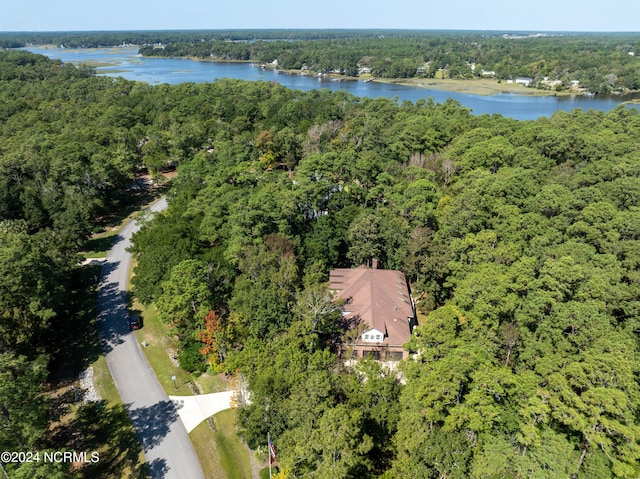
[
  {"left": 364, "top": 334, "right": 370, "bottom": 340},
  {"left": 363, "top": 350, "right": 380, "bottom": 360},
  {"left": 339, "top": 348, "right": 359, "bottom": 359},
  {"left": 376, "top": 334, "right": 382, "bottom": 341},
  {"left": 385, "top": 351, "right": 403, "bottom": 361}
]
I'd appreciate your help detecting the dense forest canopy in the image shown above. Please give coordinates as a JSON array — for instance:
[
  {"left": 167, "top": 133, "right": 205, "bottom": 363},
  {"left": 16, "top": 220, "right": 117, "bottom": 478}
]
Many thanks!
[
  {"left": 127, "top": 87, "right": 640, "bottom": 477},
  {"left": 1, "top": 50, "right": 639, "bottom": 478}
]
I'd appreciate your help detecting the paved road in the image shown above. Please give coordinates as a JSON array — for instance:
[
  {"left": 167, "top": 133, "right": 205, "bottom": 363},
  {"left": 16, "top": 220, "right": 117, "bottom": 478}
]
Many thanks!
[{"left": 96, "top": 197, "right": 205, "bottom": 479}]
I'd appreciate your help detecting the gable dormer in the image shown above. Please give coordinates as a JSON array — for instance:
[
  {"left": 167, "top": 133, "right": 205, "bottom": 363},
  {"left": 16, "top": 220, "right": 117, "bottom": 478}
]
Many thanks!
[{"left": 362, "top": 328, "right": 385, "bottom": 343}]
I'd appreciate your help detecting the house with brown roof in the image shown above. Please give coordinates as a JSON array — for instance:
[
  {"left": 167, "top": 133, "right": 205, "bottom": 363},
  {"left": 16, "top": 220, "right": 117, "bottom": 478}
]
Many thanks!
[{"left": 329, "top": 261, "right": 416, "bottom": 361}]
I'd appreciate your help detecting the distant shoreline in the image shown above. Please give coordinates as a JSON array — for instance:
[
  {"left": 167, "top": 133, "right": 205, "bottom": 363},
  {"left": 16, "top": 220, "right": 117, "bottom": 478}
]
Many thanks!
[
  {"left": 207, "top": 62, "right": 640, "bottom": 98},
  {"left": 267, "top": 66, "right": 574, "bottom": 97},
  {"left": 200, "top": 61, "right": 586, "bottom": 97},
  {"left": 29, "top": 46, "right": 640, "bottom": 98},
  {"left": 38, "top": 46, "right": 574, "bottom": 97}
]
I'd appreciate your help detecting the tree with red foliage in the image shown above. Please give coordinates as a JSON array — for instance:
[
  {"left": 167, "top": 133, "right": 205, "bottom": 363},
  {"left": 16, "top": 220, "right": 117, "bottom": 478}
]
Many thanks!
[{"left": 199, "top": 309, "right": 225, "bottom": 371}]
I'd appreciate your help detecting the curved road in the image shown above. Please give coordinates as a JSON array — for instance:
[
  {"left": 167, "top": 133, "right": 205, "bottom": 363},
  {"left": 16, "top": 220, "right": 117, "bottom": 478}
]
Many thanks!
[{"left": 96, "top": 197, "right": 205, "bottom": 479}]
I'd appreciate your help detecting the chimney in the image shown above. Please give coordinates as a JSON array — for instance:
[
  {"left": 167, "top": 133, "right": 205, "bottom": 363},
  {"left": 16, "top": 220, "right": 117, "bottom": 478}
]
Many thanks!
[{"left": 371, "top": 259, "right": 378, "bottom": 269}]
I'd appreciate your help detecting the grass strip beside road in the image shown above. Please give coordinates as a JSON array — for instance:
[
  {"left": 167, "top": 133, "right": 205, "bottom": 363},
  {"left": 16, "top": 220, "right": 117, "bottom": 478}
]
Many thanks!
[
  {"left": 131, "top": 300, "right": 196, "bottom": 395},
  {"left": 191, "top": 410, "right": 252, "bottom": 479},
  {"left": 80, "top": 180, "right": 170, "bottom": 259},
  {"left": 90, "top": 356, "right": 149, "bottom": 478},
  {"left": 128, "top": 263, "right": 249, "bottom": 478},
  {"left": 129, "top": 295, "right": 230, "bottom": 396},
  {"left": 82, "top": 232, "right": 119, "bottom": 258}
]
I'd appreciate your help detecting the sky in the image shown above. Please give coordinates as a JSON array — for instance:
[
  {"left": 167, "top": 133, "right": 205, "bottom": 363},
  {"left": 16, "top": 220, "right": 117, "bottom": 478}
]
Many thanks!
[{"left": 1, "top": 0, "right": 639, "bottom": 32}]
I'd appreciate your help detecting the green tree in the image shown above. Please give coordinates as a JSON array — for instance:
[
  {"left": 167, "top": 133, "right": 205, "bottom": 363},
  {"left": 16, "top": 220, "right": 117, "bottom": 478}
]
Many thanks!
[
  {"left": 0, "top": 354, "right": 49, "bottom": 449},
  {"left": 229, "top": 235, "right": 299, "bottom": 339},
  {"left": 293, "top": 283, "right": 343, "bottom": 350},
  {"left": 156, "top": 259, "right": 213, "bottom": 336},
  {"left": 0, "top": 230, "right": 67, "bottom": 355}
]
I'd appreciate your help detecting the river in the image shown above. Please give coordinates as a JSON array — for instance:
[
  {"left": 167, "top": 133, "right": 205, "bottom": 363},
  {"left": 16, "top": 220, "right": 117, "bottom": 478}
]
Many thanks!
[{"left": 27, "top": 46, "right": 631, "bottom": 121}]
